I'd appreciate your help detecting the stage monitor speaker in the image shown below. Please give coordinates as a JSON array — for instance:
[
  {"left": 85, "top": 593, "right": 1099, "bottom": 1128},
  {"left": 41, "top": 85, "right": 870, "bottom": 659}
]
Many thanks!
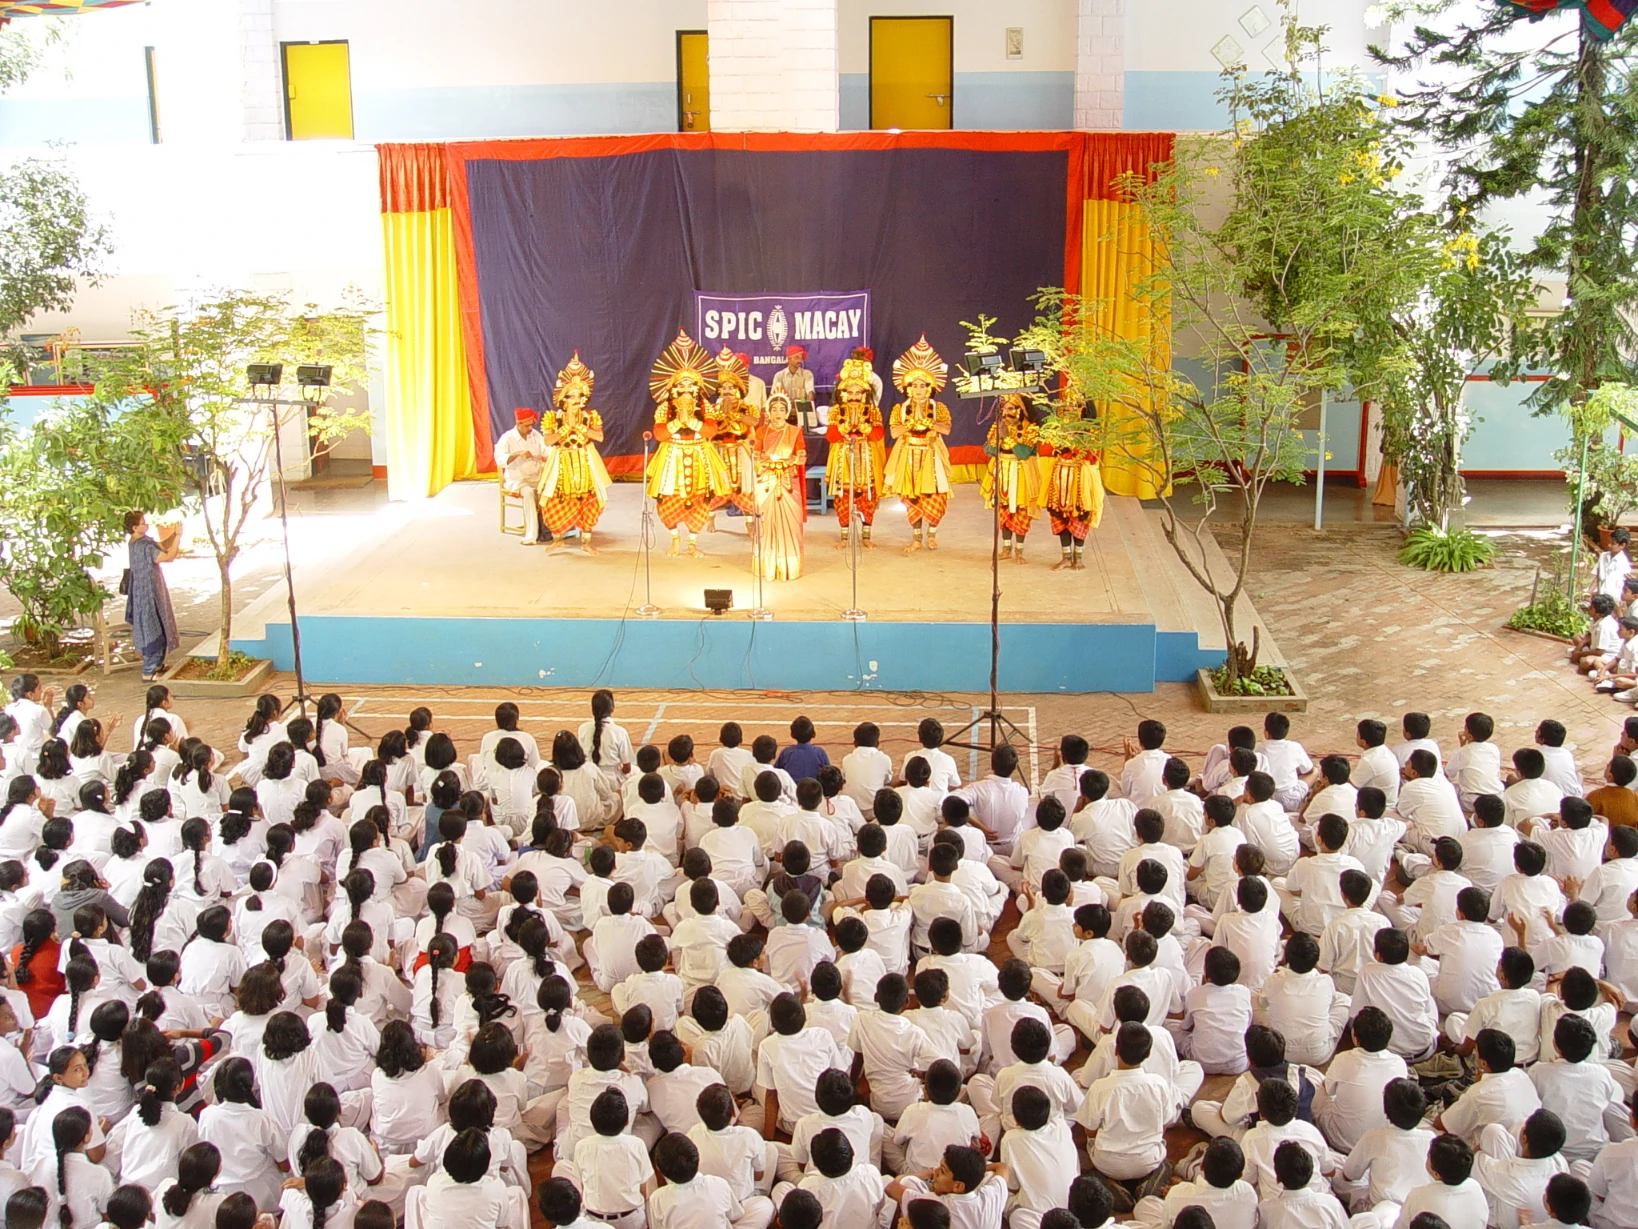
[{"left": 704, "top": 588, "right": 734, "bottom": 614}]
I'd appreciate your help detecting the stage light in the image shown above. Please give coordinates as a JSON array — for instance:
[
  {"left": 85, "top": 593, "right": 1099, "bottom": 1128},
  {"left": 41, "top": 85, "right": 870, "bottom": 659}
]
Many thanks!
[
  {"left": 1009, "top": 348, "right": 1046, "bottom": 375},
  {"left": 963, "top": 352, "right": 1004, "bottom": 377},
  {"left": 296, "top": 365, "right": 333, "bottom": 388},
  {"left": 246, "top": 363, "right": 283, "bottom": 388},
  {"left": 704, "top": 588, "right": 734, "bottom": 615}
]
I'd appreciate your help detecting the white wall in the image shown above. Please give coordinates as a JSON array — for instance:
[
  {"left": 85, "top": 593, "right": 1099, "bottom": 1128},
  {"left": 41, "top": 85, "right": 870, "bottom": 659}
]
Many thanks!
[{"left": 836, "top": 0, "right": 1076, "bottom": 73}]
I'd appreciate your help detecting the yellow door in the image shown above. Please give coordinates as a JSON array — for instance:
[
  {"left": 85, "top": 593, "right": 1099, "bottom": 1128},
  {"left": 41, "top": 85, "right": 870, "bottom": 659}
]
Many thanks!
[
  {"left": 678, "top": 31, "right": 710, "bottom": 132},
  {"left": 284, "top": 41, "right": 353, "bottom": 140},
  {"left": 871, "top": 16, "right": 953, "bottom": 130}
]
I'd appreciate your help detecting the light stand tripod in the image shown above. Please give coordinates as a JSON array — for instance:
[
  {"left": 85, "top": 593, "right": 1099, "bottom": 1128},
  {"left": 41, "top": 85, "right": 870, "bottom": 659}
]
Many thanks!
[{"left": 637, "top": 431, "right": 660, "bottom": 618}]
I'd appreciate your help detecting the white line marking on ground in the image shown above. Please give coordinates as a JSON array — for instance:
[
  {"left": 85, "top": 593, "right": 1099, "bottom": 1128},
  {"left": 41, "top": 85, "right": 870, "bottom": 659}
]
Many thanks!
[{"left": 642, "top": 704, "right": 668, "bottom": 743}]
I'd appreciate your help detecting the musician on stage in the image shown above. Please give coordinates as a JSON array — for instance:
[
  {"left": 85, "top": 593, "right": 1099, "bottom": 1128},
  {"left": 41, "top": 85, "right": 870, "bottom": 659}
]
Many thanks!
[
  {"left": 539, "top": 352, "right": 612, "bottom": 554},
  {"left": 773, "top": 345, "right": 814, "bottom": 413},
  {"left": 1038, "top": 390, "right": 1105, "bottom": 571},
  {"left": 825, "top": 356, "right": 885, "bottom": 550},
  {"left": 753, "top": 392, "right": 807, "bottom": 582},
  {"left": 883, "top": 336, "right": 954, "bottom": 553},
  {"left": 709, "top": 348, "right": 760, "bottom": 531},
  {"left": 981, "top": 394, "right": 1041, "bottom": 563},
  {"left": 645, "top": 329, "right": 732, "bottom": 557},
  {"left": 496, "top": 407, "right": 548, "bottom": 545}
]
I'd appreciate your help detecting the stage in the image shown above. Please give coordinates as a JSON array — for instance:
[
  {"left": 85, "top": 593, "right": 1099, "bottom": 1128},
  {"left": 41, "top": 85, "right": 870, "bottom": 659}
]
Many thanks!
[{"left": 226, "top": 481, "right": 1283, "bottom": 692}]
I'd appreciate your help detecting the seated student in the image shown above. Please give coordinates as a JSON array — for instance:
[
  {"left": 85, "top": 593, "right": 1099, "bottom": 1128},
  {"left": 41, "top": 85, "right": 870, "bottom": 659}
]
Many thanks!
[
  {"left": 665, "top": 846, "right": 745, "bottom": 932},
  {"left": 788, "top": 1129, "right": 888, "bottom": 1229},
  {"left": 1071, "top": 769, "right": 1140, "bottom": 879},
  {"left": 1579, "top": 826, "right": 1638, "bottom": 934},
  {"left": 1349, "top": 928, "right": 1439, "bottom": 1060},
  {"left": 967, "top": 1016, "right": 1084, "bottom": 1148},
  {"left": 1035, "top": 903, "right": 1123, "bottom": 1039},
  {"left": 659, "top": 735, "right": 704, "bottom": 800},
  {"left": 932, "top": 795, "right": 987, "bottom": 867},
  {"left": 748, "top": 840, "right": 824, "bottom": 932},
  {"left": 845, "top": 973, "right": 941, "bottom": 1123},
  {"left": 422, "top": 1128, "right": 513, "bottom": 1229},
  {"left": 1075, "top": 985, "right": 1202, "bottom": 1124},
  {"left": 561, "top": 1089, "right": 655, "bottom": 1226},
  {"left": 1533, "top": 1173, "right": 1596, "bottom": 1229},
  {"left": 884, "top": 1143, "right": 1009, "bottom": 1229},
  {"left": 1300, "top": 755, "right": 1358, "bottom": 835},
  {"left": 1000, "top": 1086, "right": 1078, "bottom": 1229},
  {"left": 1586, "top": 756, "right": 1638, "bottom": 828},
  {"left": 775, "top": 1188, "right": 823, "bottom": 1229},
  {"left": 740, "top": 739, "right": 797, "bottom": 810},
  {"left": 609, "top": 817, "right": 676, "bottom": 919},
  {"left": 1118, "top": 810, "right": 1188, "bottom": 912},
  {"left": 1594, "top": 618, "right": 1638, "bottom": 699},
  {"left": 1189, "top": 1022, "right": 1318, "bottom": 1141},
  {"left": 1039, "top": 736, "right": 1092, "bottom": 818},
  {"left": 1313, "top": 1006, "right": 1407, "bottom": 1152},
  {"left": 585, "top": 883, "right": 657, "bottom": 993},
  {"left": 816, "top": 767, "right": 865, "bottom": 848},
  {"left": 777, "top": 781, "right": 850, "bottom": 874},
  {"left": 1492, "top": 842, "right": 1567, "bottom": 951},
  {"left": 1119, "top": 720, "right": 1170, "bottom": 808},
  {"left": 1417, "top": 885, "right": 1503, "bottom": 1019},
  {"left": 1202, "top": 725, "right": 1267, "bottom": 796},
  {"left": 715, "top": 933, "right": 784, "bottom": 1027},
  {"left": 1240, "top": 1078, "right": 1338, "bottom": 1200},
  {"left": 1393, "top": 1134, "right": 1488, "bottom": 1229},
  {"left": 838, "top": 724, "right": 893, "bottom": 821},
  {"left": 1577, "top": 593, "right": 1624, "bottom": 671},
  {"left": 905, "top": 969, "right": 977, "bottom": 1077},
  {"left": 1398, "top": 751, "right": 1466, "bottom": 867},
  {"left": 869, "top": 790, "right": 921, "bottom": 885},
  {"left": 886, "top": 1064, "right": 983, "bottom": 1178},
  {"left": 907, "top": 845, "right": 979, "bottom": 956},
  {"left": 1132, "top": 1136, "right": 1257, "bottom": 1229},
  {"left": 780, "top": 1067, "right": 884, "bottom": 1184},
  {"left": 621, "top": 745, "right": 665, "bottom": 812},
  {"left": 686, "top": 1083, "right": 774, "bottom": 1221},
  {"left": 803, "top": 964, "right": 857, "bottom": 1064},
  {"left": 1528, "top": 797, "right": 1608, "bottom": 886},
  {"left": 1318, "top": 870, "right": 1392, "bottom": 996},
  {"left": 1473, "top": 1108, "right": 1570, "bottom": 1229},
  {"left": 648, "top": 1130, "right": 755, "bottom": 1229},
  {"left": 827, "top": 917, "right": 883, "bottom": 1010},
  {"left": 1337, "top": 1079, "right": 1436, "bottom": 1219},
  {"left": 982, "top": 958, "right": 1075, "bottom": 1072},
  {"left": 1586, "top": 1093, "right": 1638, "bottom": 1229},
  {"left": 1152, "top": 757, "right": 1206, "bottom": 853},
  {"left": 1446, "top": 713, "right": 1505, "bottom": 814},
  {"left": 833, "top": 873, "right": 912, "bottom": 978},
  {"left": 1348, "top": 787, "right": 1406, "bottom": 884},
  {"left": 1438, "top": 1029, "right": 1541, "bottom": 1148},
  {"left": 1211, "top": 874, "right": 1282, "bottom": 992},
  {"left": 1072, "top": 1023, "right": 1174, "bottom": 1211},
  {"left": 626, "top": 774, "right": 685, "bottom": 867},
  {"left": 738, "top": 773, "right": 797, "bottom": 862},
  {"left": 1384, "top": 838, "right": 1472, "bottom": 942},
  {"left": 1456, "top": 794, "right": 1518, "bottom": 895},
  {"left": 1008, "top": 870, "right": 1078, "bottom": 975},
  {"left": 1090, "top": 929, "right": 1182, "bottom": 1034},
  {"left": 1531, "top": 1014, "right": 1626, "bottom": 1166},
  {"left": 1188, "top": 795, "right": 1247, "bottom": 913},
  {"left": 1174, "top": 946, "right": 1252, "bottom": 1075},
  {"left": 1235, "top": 772, "right": 1300, "bottom": 876},
  {"left": 611, "top": 934, "right": 683, "bottom": 1033},
  {"left": 916, "top": 916, "right": 1001, "bottom": 1031},
  {"left": 751, "top": 994, "right": 847, "bottom": 1139},
  {"left": 1393, "top": 712, "right": 1445, "bottom": 774},
  {"left": 1446, "top": 945, "right": 1543, "bottom": 1061},
  {"left": 1280, "top": 813, "right": 1368, "bottom": 936},
  {"left": 1260, "top": 1141, "right": 1349, "bottom": 1229},
  {"left": 707, "top": 725, "right": 756, "bottom": 802},
  {"left": 1506, "top": 749, "right": 1566, "bottom": 830},
  {"left": 1254, "top": 932, "right": 1350, "bottom": 1067},
  {"left": 1257, "top": 713, "right": 1314, "bottom": 813},
  {"left": 1533, "top": 899, "right": 1605, "bottom": 981},
  {"left": 1008, "top": 797, "right": 1075, "bottom": 892},
  {"left": 954, "top": 744, "right": 1029, "bottom": 857},
  {"left": 831, "top": 824, "right": 908, "bottom": 914},
  {"left": 1344, "top": 724, "right": 1398, "bottom": 812},
  {"left": 896, "top": 758, "right": 943, "bottom": 848},
  {"left": 764, "top": 891, "right": 836, "bottom": 991}
]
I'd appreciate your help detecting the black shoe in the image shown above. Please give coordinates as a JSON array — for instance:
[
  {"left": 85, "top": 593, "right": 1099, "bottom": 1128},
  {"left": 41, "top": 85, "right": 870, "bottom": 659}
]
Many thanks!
[{"left": 1135, "top": 1161, "right": 1173, "bottom": 1203}]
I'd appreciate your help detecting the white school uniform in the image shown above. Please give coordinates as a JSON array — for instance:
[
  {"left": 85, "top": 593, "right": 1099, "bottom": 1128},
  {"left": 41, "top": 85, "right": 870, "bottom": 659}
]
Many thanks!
[{"left": 199, "top": 1099, "right": 285, "bottom": 1211}]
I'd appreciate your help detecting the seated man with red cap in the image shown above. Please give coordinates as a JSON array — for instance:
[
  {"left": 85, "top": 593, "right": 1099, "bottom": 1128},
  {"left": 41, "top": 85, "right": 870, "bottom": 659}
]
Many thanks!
[
  {"left": 496, "top": 406, "right": 549, "bottom": 545},
  {"left": 773, "top": 345, "right": 815, "bottom": 417}
]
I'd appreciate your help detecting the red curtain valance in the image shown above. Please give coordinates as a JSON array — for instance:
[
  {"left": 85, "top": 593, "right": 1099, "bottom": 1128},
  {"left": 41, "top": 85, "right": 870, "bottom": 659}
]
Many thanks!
[
  {"left": 1082, "top": 131, "right": 1175, "bottom": 201},
  {"left": 379, "top": 142, "right": 451, "bottom": 213}
]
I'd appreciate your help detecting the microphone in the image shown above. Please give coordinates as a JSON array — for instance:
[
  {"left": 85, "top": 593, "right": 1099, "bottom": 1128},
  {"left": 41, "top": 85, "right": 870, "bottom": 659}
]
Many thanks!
[{"left": 643, "top": 431, "right": 654, "bottom": 442}]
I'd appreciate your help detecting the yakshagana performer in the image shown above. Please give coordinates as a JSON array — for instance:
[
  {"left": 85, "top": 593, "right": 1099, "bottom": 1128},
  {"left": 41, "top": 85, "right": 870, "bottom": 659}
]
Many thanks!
[
  {"left": 825, "top": 355, "right": 886, "bottom": 550},
  {"left": 539, "top": 351, "right": 612, "bottom": 554},
  {"left": 709, "top": 348, "right": 760, "bottom": 528},
  {"left": 1037, "top": 392, "right": 1105, "bottom": 571},
  {"left": 753, "top": 392, "right": 807, "bottom": 582},
  {"left": 882, "top": 335, "right": 954, "bottom": 552},
  {"left": 980, "top": 394, "right": 1041, "bottom": 563},
  {"left": 645, "top": 330, "right": 732, "bottom": 557}
]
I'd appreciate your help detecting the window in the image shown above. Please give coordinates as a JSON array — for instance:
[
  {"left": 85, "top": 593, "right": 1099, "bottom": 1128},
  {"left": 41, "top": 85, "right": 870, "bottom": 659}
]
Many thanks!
[
  {"left": 282, "top": 40, "right": 354, "bottom": 141},
  {"left": 143, "top": 45, "right": 160, "bottom": 143},
  {"left": 869, "top": 16, "right": 953, "bottom": 130},
  {"left": 677, "top": 30, "right": 709, "bottom": 133}
]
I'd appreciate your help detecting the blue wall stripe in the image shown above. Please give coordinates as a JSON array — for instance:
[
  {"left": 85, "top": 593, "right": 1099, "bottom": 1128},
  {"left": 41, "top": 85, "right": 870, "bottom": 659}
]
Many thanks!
[
  {"left": 353, "top": 82, "right": 678, "bottom": 141},
  {"left": 839, "top": 70, "right": 1071, "bottom": 132},
  {"left": 0, "top": 96, "right": 151, "bottom": 147}
]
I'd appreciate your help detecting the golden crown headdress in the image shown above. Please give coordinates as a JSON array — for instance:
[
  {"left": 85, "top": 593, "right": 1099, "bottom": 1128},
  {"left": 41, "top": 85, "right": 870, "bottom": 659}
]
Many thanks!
[
  {"left": 649, "top": 329, "right": 717, "bottom": 403},
  {"left": 714, "top": 347, "right": 749, "bottom": 394},
  {"left": 552, "top": 351, "right": 594, "bottom": 405},
  {"left": 835, "top": 357, "right": 876, "bottom": 395},
  {"left": 891, "top": 335, "right": 948, "bottom": 394}
]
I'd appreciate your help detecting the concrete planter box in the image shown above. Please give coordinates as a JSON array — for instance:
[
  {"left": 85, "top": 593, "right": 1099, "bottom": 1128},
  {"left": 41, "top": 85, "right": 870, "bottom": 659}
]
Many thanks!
[
  {"left": 1196, "top": 666, "right": 1308, "bottom": 714},
  {"left": 162, "top": 655, "right": 274, "bottom": 699}
]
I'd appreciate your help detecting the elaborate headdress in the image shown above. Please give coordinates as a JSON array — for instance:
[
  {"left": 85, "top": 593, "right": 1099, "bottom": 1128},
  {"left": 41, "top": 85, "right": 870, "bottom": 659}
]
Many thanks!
[
  {"left": 835, "top": 357, "right": 876, "bottom": 395},
  {"left": 714, "top": 347, "right": 749, "bottom": 394},
  {"left": 552, "top": 352, "right": 594, "bottom": 405},
  {"left": 649, "top": 329, "right": 717, "bottom": 403},
  {"left": 891, "top": 335, "right": 948, "bottom": 394}
]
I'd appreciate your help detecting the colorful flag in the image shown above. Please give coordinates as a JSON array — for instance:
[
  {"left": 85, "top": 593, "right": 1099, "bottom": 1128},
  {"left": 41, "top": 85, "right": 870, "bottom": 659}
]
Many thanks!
[
  {"left": 1501, "top": 0, "right": 1638, "bottom": 39},
  {"left": 0, "top": 0, "right": 147, "bottom": 14}
]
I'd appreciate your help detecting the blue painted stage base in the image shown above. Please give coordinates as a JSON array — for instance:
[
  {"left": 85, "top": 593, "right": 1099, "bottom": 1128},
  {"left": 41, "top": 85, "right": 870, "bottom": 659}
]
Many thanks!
[{"left": 233, "top": 615, "right": 1223, "bottom": 693}]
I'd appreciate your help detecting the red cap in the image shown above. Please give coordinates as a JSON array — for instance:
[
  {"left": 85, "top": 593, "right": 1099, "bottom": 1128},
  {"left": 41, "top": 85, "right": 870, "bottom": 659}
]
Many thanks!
[
  {"left": 514, "top": 407, "right": 537, "bottom": 424},
  {"left": 785, "top": 345, "right": 806, "bottom": 359},
  {"left": 852, "top": 346, "right": 874, "bottom": 361},
  {"left": 735, "top": 352, "right": 752, "bottom": 368}
]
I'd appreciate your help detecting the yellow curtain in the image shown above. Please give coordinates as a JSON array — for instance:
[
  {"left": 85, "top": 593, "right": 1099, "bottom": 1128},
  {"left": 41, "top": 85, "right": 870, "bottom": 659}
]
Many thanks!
[
  {"left": 1082, "top": 197, "right": 1171, "bottom": 500},
  {"left": 382, "top": 208, "right": 479, "bottom": 500}
]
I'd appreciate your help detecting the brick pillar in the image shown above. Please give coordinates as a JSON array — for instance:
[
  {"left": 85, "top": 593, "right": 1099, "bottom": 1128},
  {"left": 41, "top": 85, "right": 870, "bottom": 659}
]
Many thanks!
[
  {"left": 1075, "top": 0, "right": 1125, "bottom": 130},
  {"left": 707, "top": 0, "right": 839, "bottom": 133},
  {"left": 239, "top": 0, "right": 286, "bottom": 142},
  {"left": 151, "top": 0, "right": 285, "bottom": 143}
]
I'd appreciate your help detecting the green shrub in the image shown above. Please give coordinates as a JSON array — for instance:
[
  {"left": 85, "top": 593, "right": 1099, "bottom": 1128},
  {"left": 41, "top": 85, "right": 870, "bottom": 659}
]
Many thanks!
[
  {"left": 1208, "top": 663, "right": 1294, "bottom": 697},
  {"left": 1505, "top": 590, "right": 1585, "bottom": 639},
  {"left": 1398, "top": 527, "right": 1496, "bottom": 573}
]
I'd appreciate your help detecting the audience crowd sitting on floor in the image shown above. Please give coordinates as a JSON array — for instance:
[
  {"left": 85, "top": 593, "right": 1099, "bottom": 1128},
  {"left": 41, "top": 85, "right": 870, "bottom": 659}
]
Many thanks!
[{"left": 0, "top": 676, "right": 1633, "bottom": 1229}]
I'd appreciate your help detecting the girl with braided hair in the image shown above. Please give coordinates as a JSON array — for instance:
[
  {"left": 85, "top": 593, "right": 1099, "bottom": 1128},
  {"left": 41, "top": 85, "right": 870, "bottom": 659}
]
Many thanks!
[
  {"left": 236, "top": 694, "right": 285, "bottom": 788},
  {"left": 50, "top": 686, "right": 91, "bottom": 744},
  {"left": 11, "top": 908, "right": 63, "bottom": 1019},
  {"left": 109, "top": 754, "right": 154, "bottom": 828},
  {"left": 349, "top": 760, "right": 408, "bottom": 848},
  {"left": 41, "top": 954, "right": 99, "bottom": 1056},
  {"left": 338, "top": 923, "right": 410, "bottom": 1024},
  {"left": 257, "top": 920, "right": 322, "bottom": 1013},
  {"left": 278, "top": 1154, "right": 350, "bottom": 1229},
  {"left": 376, "top": 728, "right": 417, "bottom": 801},
  {"left": 31, "top": 1105, "right": 109, "bottom": 1229},
  {"left": 197, "top": 1059, "right": 284, "bottom": 1212},
  {"left": 77, "top": 1000, "right": 131, "bottom": 1126},
  {"left": 311, "top": 966, "right": 379, "bottom": 1095},
  {"left": 577, "top": 689, "right": 632, "bottom": 785},
  {"left": 174, "top": 818, "right": 233, "bottom": 904},
  {"left": 153, "top": 1141, "right": 223, "bottom": 1229},
  {"left": 171, "top": 742, "right": 229, "bottom": 823},
  {"left": 101, "top": 826, "right": 147, "bottom": 911},
  {"left": 425, "top": 812, "right": 493, "bottom": 928},
  {"left": 410, "top": 933, "right": 459, "bottom": 1049},
  {"left": 67, "top": 721, "right": 118, "bottom": 793},
  {"left": 230, "top": 860, "right": 300, "bottom": 963},
  {"left": 499, "top": 915, "right": 562, "bottom": 1013},
  {"left": 214, "top": 788, "right": 264, "bottom": 884},
  {"left": 108, "top": 1057, "right": 194, "bottom": 1191},
  {"left": 350, "top": 805, "right": 422, "bottom": 920},
  {"left": 261, "top": 823, "right": 323, "bottom": 925},
  {"left": 175, "top": 906, "right": 243, "bottom": 1020},
  {"left": 130, "top": 685, "right": 185, "bottom": 754},
  {"left": 255, "top": 744, "right": 304, "bottom": 829},
  {"left": 289, "top": 1082, "right": 386, "bottom": 1209},
  {"left": 338, "top": 819, "right": 406, "bottom": 908},
  {"left": 314, "top": 693, "right": 366, "bottom": 788},
  {"left": 127, "top": 860, "right": 193, "bottom": 965},
  {"left": 58, "top": 905, "right": 141, "bottom": 1003},
  {"left": 18, "top": 1048, "right": 104, "bottom": 1175},
  {"left": 411, "top": 881, "right": 475, "bottom": 976}
]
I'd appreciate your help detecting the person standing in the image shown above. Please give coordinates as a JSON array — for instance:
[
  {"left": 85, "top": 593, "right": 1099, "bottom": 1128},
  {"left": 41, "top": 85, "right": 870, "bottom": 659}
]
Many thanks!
[
  {"left": 883, "top": 336, "right": 954, "bottom": 553},
  {"left": 752, "top": 393, "right": 807, "bottom": 582},
  {"left": 981, "top": 395, "right": 1041, "bottom": 564},
  {"left": 125, "top": 510, "right": 180, "bottom": 682},
  {"left": 1037, "top": 390, "right": 1105, "bottom": 572},
  {"left": 496, "top": 408, "right": 548, "bottom": 545},
  {"left": 647, "top": 330, "right": 732, "bottom": 558},
  {"left": 710, "top": 349, "right": 760, "bottom": 532},
  {"left": 540, "top": 353, "right": 612, "bottom": 554}
]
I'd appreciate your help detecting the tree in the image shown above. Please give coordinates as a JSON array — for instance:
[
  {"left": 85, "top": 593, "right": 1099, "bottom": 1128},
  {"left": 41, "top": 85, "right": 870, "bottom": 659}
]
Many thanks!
[
  {"left": 0, "top": 375, "right": 189, "bottom": 658},
  {"left": 0, "top": 21, "right": 109, "bottom": 348},
  {"left": 1005, "top": 18, "right": 1427, "bottom": 690},
  {"left": 94, "top": 291, "right": 375, "bottom": 668},
  {"left": 1381, "top": 5, "right": 1638, "bottom": 414}
]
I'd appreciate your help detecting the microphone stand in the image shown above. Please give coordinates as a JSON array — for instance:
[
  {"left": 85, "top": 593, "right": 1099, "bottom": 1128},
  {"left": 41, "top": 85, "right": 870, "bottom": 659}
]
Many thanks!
[
  {"left": 841, "top": 418, "right": 866, "bottom": 622},
  {"left": 637, "top": 431, "right": 660, "bottom": 617},
  {"left": 748, "top": 429, "right": 771, "bottom": 620}
]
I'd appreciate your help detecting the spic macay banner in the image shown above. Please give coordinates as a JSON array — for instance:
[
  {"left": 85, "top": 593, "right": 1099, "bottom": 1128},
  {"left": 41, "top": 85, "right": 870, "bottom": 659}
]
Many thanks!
[{"left": 695, "top": 291, "right": 870, "bottom": 398}]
